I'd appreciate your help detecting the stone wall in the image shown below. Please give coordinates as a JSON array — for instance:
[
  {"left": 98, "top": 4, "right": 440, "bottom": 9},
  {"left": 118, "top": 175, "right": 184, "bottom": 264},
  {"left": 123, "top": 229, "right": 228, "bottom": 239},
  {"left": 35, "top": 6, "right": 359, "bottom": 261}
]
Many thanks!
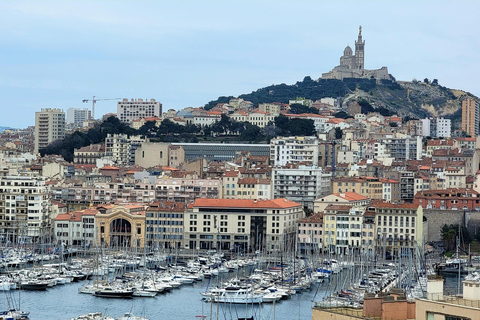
[{"left": 423, "top": 209, "right": 466, "bottom": 242}]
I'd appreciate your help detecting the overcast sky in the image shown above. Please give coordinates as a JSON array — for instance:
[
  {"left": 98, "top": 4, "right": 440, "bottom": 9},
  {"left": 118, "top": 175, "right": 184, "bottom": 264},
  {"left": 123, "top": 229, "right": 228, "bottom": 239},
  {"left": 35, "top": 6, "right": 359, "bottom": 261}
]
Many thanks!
[{"left": 1, "top": 1, "right": 479, "bottom": 128}]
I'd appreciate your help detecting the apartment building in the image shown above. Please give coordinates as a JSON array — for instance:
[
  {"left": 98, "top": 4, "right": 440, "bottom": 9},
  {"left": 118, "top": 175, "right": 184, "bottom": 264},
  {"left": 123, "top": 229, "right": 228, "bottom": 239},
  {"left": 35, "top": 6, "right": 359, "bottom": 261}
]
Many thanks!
[
  {"left": 414, "top": 188, "right": 480, "bottom": 211},
  {"left": 117, "top": 98, "right": 162, "bottom": 123},
  {"left": 54, "top": 208, "right": 97, "bottom": 247},
  {"left": 155, "top": 176, "right": 221, "bottom": 203},
  {"left": 234, "top": 178, "right": 272, "bottom": 200},
  {"left": 314, "top": 192, "right": 370, "bottom": 213},
  {"left": 184, "top": 198, "right": 304, "bottom": 252},
  {"left": 74, "top": 144, "right": 104, "bottom": 164},
  {"left": 332, "top": 176, "right": 400, "bottom": 202},
  {"left": 297, "top": 212, "right": 323, "bottom": 252},
  {"left": 461, "top": 98, "right": 479, "bottom": 137},
  {"left": 373, "top": 202, "right": 423, "bottom": 258},
  {"left": 105, "top": 134, "right": 146, "bottom": 165},
  {"left": 270, "top": 136, "right": 320, "bottom": 166},
  {"left": 66, "top": 108, "right": 91, "bottom": 125},
  {"left": 421, "top": 117, "right": 451, "bottom": 138},
  {"left": 145, "top": 201, "right": 186, "bottom": 250},
  {"left": 258, "top": 102, "right": 286, "bottom": 115},
  {"left": 385, "top": 136, "right": 422, "bottom": 161},
  {"left": 34, "top": 108, "right": 65, "bottom": 154},
  {"left": 0, "top": 176, "right": 50, "bottom": 241},
  {"left": 272, "top": 165, "right": 330, "bottom": 209}
]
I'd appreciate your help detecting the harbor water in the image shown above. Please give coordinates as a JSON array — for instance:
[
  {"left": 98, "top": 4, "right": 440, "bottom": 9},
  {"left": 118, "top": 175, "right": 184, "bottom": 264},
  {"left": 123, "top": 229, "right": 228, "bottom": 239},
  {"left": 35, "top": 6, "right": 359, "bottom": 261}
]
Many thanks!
[{"left": 6, "top": 271, "right": 329, "bottom": 320}]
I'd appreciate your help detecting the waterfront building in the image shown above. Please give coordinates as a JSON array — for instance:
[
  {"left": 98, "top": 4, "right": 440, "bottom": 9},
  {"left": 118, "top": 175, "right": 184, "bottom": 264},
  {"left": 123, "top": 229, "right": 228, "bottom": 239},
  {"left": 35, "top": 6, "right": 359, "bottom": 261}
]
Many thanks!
[
  {"left": 145, "top": 201, "right": 185, "bottom": 250},
  {"left": 297, "top": 212, "right": 323, "bottom": 253},
  {"left": 34, "top": 108, "right": 65, "bottom": 154},
  {"left": 414, "top": 188, "right": 480, "bottom": 211},
  {"left": 54, "top": 208, "right": 97, "bottom": 247},
  {"left": 184, "top": 198, "right": 303, "bottom": 252},
  {"left": 95, "top": 204, "right": 146, "bottom": 248},
  {"left": 117, "top": 98, "right": 162, "bottom": 124},
  {"left": 373, "top": 202, "right": 423, "bottom": 258},
  {"left": 0, "top": 176, "right": 50, "bottom": 242}
]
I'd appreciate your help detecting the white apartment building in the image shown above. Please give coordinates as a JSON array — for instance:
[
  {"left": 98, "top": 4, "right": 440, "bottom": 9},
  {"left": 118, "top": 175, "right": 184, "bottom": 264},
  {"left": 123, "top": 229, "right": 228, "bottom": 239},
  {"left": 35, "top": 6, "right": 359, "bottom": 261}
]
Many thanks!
[
  {"left": 374, "top": 202, "right": 423, "bottom": 258},
  {"left": 66, "top": 108, "right": 91, "bottom": 125},
  {"left": 117, "top": 98, "right": 162, "bottom": 123},
  {"left": 0, "top": 176, "right": 50, "bottom": 241},
  {"left": 34, "top": 108, "right": 65, "bottom": 154},
  {"left": 54, "top": 208, "right": 97, "bottom": 247},
  {"left": 270, "top": 136, "right": 320, "bottom": 166},
  {"left": 421, "top": 117, "right": 451, "bottom": 138},
  {"left": 105, "top": 134, "right": 145, "bottom": 165},
  {"left": 272, "top": 165, "right": 330, "bottom": 209},
  {"left": 436, "top": 118, "right": 452, "bottom": 138},
  {"left": 184, "top": 198, "right": 304, "bottom": 252}
]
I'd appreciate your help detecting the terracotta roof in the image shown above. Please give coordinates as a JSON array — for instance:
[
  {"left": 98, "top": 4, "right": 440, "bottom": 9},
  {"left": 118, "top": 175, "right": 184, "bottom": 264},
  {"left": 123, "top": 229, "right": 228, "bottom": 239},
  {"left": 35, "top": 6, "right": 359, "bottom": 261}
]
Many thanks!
[
  {"left": 190, "top": 198, "right": 301, "bottom": 209},
  {"left": 298, "top": 212, "right": 323, "bottom": 223},
  {"left": 332, "top": 192, "right": 369, "bottom": 201},
  {"left": 148, "top": 201, "right": 186, "bottom": 211},
  {"left": 101, "top": 165, "right": 120, "bottom": 170},
  {"left": 324, "top": 204, "right": 354, "bottom": 211},
  {"left": 372, "top": 202, "right": 420, "bottom": 209}
]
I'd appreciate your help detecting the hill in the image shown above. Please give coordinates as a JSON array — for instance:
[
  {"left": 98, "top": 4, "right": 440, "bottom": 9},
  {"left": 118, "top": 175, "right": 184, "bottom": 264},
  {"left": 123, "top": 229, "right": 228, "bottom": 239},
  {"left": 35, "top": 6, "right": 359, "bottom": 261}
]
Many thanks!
[{"left": 204, "top": 77, "right": 477, "bottom": 129}]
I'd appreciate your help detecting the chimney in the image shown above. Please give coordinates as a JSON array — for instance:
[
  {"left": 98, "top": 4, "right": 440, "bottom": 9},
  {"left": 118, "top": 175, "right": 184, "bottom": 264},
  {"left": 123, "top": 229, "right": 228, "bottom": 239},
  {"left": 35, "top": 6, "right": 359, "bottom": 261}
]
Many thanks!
[{"left": 426, "top": 275, "right": 444, "bottom": 301}]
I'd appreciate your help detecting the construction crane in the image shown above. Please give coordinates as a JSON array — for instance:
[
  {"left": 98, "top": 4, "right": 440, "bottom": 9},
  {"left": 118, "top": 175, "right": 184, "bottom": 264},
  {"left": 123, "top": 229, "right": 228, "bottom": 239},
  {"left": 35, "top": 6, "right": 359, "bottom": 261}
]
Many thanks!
[{"left": 82, "top": 96, "right": 122, "bottom": 120}]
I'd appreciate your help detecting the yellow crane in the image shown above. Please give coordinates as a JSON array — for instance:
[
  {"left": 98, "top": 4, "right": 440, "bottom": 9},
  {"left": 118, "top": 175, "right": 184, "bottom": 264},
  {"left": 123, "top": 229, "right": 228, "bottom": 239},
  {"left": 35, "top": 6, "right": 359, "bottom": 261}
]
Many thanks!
[{"left": 82, "top": 96, "right": 121, "bottom": 120}]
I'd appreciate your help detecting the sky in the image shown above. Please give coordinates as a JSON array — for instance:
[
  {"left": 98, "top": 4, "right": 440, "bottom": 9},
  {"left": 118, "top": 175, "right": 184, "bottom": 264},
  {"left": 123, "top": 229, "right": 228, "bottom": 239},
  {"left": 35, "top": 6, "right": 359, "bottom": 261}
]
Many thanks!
[{"left": 0, "top": 0, "right": 479, "bottom": 128}]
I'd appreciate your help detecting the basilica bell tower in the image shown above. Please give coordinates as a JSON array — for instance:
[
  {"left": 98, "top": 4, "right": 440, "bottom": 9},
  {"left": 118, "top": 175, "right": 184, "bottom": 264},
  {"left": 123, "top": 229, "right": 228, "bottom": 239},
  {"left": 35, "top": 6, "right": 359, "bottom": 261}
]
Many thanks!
[{"left": 354, "top": 26, "right": 365, "bottom": 71}]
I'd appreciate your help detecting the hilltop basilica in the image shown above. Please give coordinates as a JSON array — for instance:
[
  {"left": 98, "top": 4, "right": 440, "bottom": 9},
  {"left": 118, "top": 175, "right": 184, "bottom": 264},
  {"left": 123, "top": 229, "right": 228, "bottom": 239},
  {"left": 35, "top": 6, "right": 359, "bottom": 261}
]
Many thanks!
[{"left": 322, "top": 26, "right": 392, "bottom": 81}]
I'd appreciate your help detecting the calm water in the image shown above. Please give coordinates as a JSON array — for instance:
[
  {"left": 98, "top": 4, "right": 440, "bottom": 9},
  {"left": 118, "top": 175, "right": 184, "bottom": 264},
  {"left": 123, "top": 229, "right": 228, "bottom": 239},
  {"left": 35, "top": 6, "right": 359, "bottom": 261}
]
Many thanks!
[{"left": 5, "top": 274, "right": 329, "bottom": 320}]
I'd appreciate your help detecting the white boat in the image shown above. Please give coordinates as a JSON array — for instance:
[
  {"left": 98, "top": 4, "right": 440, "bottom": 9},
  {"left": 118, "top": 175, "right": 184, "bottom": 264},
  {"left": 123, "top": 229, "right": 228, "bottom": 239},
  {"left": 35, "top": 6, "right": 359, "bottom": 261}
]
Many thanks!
[
  {"left": 69, "top": 312, "right": 115, "bottom": 320},
  {"left": 211, "top": 287, "right": 263, "bottom": 304},
  {"left": 132, "top": 290, "right": 156, "bottom": 297},
  {"left": 116, "top": 312, "right": 149, "bottom": 320}
]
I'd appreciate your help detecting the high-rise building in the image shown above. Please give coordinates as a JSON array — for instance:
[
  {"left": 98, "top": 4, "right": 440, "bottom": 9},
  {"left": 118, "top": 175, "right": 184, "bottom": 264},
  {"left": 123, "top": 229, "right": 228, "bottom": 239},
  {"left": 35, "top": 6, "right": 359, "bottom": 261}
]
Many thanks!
[
  {"left": 0, "top": 176, "right": 50, "bottom": 241},
  {"left": 462, "top": 98, "right": 479, "bottom": 137},
  {"left": 270, "top": 136, "right": 320, "bottom": 166},
  {"left": 66, "top": 108, "right": 91, "bottom": 125},
  {"left": 117, "top": 98, "right": 162, "bottom": 123},
  {"left": 34, "top": 108, "right": 65, "bottom": 154}
]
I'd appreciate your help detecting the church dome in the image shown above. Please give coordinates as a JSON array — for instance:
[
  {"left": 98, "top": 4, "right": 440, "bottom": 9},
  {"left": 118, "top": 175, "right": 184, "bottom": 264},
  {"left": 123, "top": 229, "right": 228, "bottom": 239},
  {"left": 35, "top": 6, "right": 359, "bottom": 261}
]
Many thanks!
[{"left": 343, "top": 45, "right": 353, "bottom": 56}]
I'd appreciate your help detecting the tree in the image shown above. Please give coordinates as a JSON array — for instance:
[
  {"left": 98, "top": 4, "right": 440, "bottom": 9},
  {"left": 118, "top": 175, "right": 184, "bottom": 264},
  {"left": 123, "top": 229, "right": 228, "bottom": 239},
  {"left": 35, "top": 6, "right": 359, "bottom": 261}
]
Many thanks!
[
  {"left": 424, "top": 78, "right": 429, "bottom": 84},
  {"left": 389, "top": 122, "right": 398, "bottom": 127},
  {"left": 432, "top": 79, "right": 438, "bottom": 85},
  {"left": 289, "top": 103, "right": 319, "bottom": 115},
  {"left": 138, "top": 121, "right": 157, "bottom": 137},
  {"left": 334, "top": 111, "right": 352, "bottom": 119},
  {"left": 334, "top": 127, "right": 343, "bottom": 139},
  {"left": 288, "top": 119, "right": 315, "bottom": 136},
  {"left": 240, "top": 123, "right": 262, "bottom": 141}
]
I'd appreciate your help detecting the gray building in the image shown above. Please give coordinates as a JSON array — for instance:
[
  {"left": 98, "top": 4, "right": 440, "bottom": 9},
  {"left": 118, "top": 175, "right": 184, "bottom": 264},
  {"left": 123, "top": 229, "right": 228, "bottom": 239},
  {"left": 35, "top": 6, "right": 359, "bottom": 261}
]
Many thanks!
[{"left": 171, "top": 143, "right": 270, "bottom": 161}]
